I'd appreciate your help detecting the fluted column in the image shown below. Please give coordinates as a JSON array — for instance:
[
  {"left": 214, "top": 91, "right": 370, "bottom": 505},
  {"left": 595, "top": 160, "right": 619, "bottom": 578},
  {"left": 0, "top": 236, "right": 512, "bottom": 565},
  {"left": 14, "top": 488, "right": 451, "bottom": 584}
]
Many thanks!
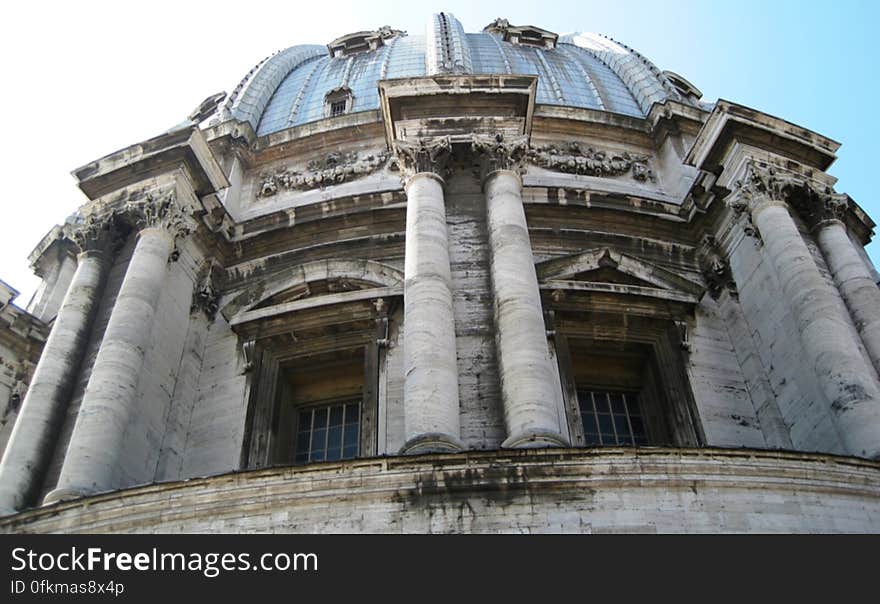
[
  {"left": 394, "top": 138, "right": 463, "bottom": 454},
  {"left": 475, "top": 135, "right": 569, "bottom": 448},
  {"left": 730, "top": 162, "right": 880, "bottom": 459},
  {"left": 0, "top": 216, "right": 118, "bottom": 515},
  {"left": 792, "top": 192, "right": 880, "bottom": 378},
  {"left": 44, "top": 195, "right": 194, "bottom": 503}
]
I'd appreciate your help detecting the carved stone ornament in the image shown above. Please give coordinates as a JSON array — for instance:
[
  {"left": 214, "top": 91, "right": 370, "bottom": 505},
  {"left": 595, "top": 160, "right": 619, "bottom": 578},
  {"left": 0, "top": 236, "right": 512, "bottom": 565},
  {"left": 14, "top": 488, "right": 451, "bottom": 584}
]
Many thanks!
[
  {"left": 67, "top": 213, "right": 124, "bottom": 254},
  {"left": 790, "top": 188, "right": 849, "bottom": 231},
  {"left": 727, "top": 161, "right": 848, "bottom": 236},
  {"left": 256, "top": 150, "right": 391, "bottom": 198},
  {"left": 191, "top": 260, "right": 223, "bottom": 320},
  {"left": 123, "top": 192, "right": 195, "bottom": 241},
  {"left": 527, "top": 142, "right": 656, "bottom": 182},
  {"left": 697, "top": 235, "right": 737, "bottom": 300},
  {"left": 393, "top": 137, "right": 452, "bottom": 181},
  {"left": 472, "top": 133, "right": 528, "bottom": 176}
]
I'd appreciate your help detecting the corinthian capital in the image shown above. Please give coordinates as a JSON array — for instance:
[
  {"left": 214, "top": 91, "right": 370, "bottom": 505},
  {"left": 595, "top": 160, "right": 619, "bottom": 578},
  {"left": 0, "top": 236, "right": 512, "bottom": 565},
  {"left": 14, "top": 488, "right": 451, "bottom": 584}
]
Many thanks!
[
  {"left": 123, "top": 192, "right": 196, "bottom": 241},
  {"left": 727, "top": 162, "right": 790, "bottom": 215},
  {"left": 67, "top": 213, "right": 123, "bottom": 255},
  {"left": 790, "top": 188, "right": 849, "bottom": 231},
  {"left": 392, "top": 137, "right": 452, "bottom": 181},
  {"left": 472, "top": 133, "right": 528, "bottom": 178}
]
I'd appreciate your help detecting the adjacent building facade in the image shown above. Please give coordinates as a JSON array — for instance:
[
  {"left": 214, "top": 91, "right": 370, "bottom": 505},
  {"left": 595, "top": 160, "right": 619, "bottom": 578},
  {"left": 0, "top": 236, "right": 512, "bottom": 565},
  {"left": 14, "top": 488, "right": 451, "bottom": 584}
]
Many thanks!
[{"left": 1, "top": 13, "right": 879, "bottom": 532}]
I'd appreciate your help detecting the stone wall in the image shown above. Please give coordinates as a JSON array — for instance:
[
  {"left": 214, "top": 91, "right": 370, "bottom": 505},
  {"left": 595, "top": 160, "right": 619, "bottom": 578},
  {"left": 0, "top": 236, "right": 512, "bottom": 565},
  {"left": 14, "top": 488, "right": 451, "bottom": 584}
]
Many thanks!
[{"left": 4, "top": 448, "right": 878, "bottom": 533}]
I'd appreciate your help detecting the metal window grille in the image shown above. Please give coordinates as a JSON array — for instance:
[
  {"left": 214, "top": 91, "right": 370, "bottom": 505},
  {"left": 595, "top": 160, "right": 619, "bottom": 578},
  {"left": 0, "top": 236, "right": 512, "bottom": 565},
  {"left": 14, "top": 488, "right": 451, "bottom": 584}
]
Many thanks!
[
  {"left": 330, "top": 100, "right": 347, "bottom": 117},
  {"left": 294, "top": 400, "right": 360, "bottom": 463},
  {"left": 577, "top": 390, "right": 647, "bottom": 445}
]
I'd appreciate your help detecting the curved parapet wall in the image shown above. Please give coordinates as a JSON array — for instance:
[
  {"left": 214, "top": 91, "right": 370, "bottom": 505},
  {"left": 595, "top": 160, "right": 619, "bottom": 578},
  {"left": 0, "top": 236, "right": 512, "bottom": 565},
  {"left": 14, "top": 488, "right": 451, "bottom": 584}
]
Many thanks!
[{"left": 2, "top": 448, "right": 879, "bottom": 533}]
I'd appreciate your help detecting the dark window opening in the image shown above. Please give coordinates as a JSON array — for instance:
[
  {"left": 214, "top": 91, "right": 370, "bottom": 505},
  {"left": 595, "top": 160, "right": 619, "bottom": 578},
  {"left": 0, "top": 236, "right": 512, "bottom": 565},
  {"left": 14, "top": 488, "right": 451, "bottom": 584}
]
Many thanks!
[{"left": 330, "top": 100, "right": 347, "bottom": 117}]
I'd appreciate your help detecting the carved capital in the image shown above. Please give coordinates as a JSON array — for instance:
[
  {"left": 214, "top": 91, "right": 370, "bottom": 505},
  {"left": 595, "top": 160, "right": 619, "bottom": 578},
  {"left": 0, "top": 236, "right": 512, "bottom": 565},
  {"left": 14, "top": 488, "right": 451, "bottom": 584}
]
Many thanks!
[
  {"left": 697, "top": 235, "right": 737, "bottom": 300},
  {"left": 67, "top": 213, "right": 123, "bottom": 255},
  {"left": 727, "top": 161, "right": 847, "bottom": 236},
  {"left": 393, "top": 137, "right": 452, "bottom": 182},
  {"left": 472, "top": 133, "right": 528, "bottom": 178},
  {"left": 124, "top": 193, "right": 196, "bottom": 242},
  {"left": 790, "top": 188, "right": 849, "bottom": 231}
]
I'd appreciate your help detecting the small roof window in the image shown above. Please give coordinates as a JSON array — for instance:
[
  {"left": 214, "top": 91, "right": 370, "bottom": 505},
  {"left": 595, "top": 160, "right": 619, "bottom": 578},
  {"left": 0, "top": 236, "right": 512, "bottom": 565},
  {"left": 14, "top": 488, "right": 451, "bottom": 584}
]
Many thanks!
[
  {"left": 327, "top": 26, "right": 404, "bottom": 58},
  {"left": 483, "top": 18, "right": 558, "bottom": 49}
]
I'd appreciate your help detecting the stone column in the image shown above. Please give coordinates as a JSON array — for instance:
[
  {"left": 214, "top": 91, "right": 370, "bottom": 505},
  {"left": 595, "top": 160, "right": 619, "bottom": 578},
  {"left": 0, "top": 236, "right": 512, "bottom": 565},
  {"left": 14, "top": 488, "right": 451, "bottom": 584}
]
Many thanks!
[
  {"left": 475, "top": 135, "right": 569, "bottom": 448},
  {"left": 0, "top": 216, "right": 118, "bottom": 515},
  {"left": 44, "top": 195, "right": 193, "bottom": 503},
  {"left": 394, "top": 138, "right": 463, "bottom": 454},
  {"left": 730, "top": 163, "right": 880, "bottom": 459},
  {"left": 792, "top": 192, "right": 880, "bottom": 378}
]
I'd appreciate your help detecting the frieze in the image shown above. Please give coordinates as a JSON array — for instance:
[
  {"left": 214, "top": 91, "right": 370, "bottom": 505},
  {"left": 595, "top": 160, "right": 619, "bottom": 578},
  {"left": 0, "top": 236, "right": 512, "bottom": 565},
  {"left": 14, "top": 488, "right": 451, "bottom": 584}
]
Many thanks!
[
  {"left": 257, "top": 150, "right": 391, "bottom": 198},
  {"left": 527, "top": 142, "right": 656, "bottom": 182}
]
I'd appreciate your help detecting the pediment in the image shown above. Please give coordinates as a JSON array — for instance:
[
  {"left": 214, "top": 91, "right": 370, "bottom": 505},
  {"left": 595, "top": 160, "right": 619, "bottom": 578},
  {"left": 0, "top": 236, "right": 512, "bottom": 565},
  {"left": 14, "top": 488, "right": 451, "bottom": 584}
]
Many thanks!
[{"left": 536, "top": 248, "right": 704, "bottom": 301}]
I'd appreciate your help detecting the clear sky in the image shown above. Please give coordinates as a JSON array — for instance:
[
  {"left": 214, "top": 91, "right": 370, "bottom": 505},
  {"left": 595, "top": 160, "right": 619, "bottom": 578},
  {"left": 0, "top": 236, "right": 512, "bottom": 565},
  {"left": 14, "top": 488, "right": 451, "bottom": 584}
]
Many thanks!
[{"left": 1, "top": 0, "right": 877, "bottom": 305}]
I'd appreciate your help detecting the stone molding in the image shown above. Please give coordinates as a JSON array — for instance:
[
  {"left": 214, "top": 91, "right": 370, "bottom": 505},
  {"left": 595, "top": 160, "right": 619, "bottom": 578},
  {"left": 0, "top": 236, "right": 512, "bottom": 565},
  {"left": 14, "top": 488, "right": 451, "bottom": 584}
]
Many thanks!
[{"left": 393, "top": 137, "right": 452, "bottom": 182}]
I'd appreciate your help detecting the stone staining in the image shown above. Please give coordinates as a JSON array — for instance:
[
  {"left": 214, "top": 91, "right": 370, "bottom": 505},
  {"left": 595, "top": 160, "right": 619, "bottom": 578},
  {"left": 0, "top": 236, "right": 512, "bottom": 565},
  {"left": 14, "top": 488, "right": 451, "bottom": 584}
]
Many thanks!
[
  {"left": 527, "top": 142, "right": 655, "bottom": 181},
  {"left": 257, "top": 150, "right": 391, "bottom": 197}
]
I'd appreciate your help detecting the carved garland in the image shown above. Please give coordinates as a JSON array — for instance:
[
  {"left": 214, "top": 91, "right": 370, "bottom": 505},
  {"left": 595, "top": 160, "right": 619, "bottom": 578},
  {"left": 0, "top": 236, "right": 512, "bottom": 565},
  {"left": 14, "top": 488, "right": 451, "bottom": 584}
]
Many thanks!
[
  {"left": 527, "top": 142, "right": 656, "bottom": 182},
  {"left": 257, "top": 150, "right": 391, "bottom": 198}
]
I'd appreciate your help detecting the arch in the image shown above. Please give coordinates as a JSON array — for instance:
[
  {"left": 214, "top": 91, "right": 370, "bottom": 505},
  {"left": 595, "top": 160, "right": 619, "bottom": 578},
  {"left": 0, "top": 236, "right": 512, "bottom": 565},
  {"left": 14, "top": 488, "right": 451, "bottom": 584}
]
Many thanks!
[{"left": 221, "top": 259, "right": 404, "bottom": 319}]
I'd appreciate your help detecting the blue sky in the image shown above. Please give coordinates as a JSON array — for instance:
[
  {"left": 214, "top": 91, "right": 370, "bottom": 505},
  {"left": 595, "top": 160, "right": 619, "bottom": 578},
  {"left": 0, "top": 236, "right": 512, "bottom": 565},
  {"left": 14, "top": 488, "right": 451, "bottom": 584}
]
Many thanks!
[{"left": 0, "top": 0, "right": 877, "bottom": 302}]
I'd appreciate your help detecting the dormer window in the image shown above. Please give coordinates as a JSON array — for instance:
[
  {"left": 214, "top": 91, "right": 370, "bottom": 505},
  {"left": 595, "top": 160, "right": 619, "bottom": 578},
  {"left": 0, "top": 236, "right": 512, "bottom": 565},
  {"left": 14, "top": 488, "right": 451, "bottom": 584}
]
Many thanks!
[
  {"left": 324, "top": 87, "right": 353, "bottom": 118},
  {"left": 483, "top": 18, "right": 558, "bottom": 49},
  {"left": 662, "top": 70, "right": 703, "bottom": 101},
  {"left": 327, "top": 26, "right": 404, "bottom": 58}
]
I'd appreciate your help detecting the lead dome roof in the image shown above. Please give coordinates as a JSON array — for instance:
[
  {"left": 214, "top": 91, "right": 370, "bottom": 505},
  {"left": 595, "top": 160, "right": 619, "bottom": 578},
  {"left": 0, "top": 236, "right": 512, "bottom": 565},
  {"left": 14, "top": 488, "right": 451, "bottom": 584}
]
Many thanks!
[{"left": 220, "top": 13, "right": 697, "bottom": 137}]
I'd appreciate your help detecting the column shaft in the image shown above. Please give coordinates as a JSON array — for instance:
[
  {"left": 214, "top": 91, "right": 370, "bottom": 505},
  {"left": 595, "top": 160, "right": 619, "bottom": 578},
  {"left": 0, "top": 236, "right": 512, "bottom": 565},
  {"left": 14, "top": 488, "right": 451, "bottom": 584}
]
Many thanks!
[
  {"left": 754, "top": 201, "right": 880, "bottom": 458},
  {"left": 401, "top": 173, "right": 463, "bottom": 453},
  {"left": 44, "top": 227, "right": 174, "bottom": 502},
  {"left": 485, "top": 170, "right": 568, "bottom": 448},
  {"left": 0, "top": 251, "right": 108, "bottom": 514},
  {"left": 815, "top": 220, "right": 880, "bottom": 377}
]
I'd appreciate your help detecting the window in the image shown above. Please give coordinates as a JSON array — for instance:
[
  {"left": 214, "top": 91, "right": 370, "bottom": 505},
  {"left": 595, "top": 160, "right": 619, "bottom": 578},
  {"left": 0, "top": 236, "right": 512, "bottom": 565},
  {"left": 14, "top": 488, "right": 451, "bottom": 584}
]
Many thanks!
[
  {"left": 324, "top": 87, "right": 353, "bottom": 118},
  {"left": 552, "top": 327, "right": 702, "bottom": 448},
  {"left": 293, "top": 399, "right": 361, "bottom": 464},
  {"left": 577, "top": 390, "right": 647, "bottom": 446}
]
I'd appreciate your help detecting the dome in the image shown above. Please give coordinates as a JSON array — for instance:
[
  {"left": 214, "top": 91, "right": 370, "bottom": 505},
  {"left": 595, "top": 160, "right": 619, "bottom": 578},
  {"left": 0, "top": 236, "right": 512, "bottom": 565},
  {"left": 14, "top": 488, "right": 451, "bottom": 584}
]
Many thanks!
[{"left": 222, "top": 13, "right": 695, "bottom": 137}]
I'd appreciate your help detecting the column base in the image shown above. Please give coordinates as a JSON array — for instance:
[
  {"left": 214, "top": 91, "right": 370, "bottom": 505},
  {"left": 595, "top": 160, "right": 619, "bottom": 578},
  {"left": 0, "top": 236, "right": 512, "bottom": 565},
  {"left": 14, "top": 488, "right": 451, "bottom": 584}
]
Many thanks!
[
  {"left": 42, "top": 486, "right": 90, "bottom": 506},
  {"left": 400, "top": 433, "right": 465, "bottom": 455},
  {"left": 502, "top": 429, "right": 570, "bottom": 449}
]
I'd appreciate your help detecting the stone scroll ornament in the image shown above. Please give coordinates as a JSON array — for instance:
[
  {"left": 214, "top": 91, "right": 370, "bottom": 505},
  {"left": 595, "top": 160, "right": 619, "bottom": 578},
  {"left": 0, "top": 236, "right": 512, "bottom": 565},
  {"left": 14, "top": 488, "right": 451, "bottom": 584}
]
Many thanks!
[
  {"left": 527, "top": 141, "right": 656, "bottom": 182},
  {"left": 257, "top": 150, "right": 392, "bottom": 198}
]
